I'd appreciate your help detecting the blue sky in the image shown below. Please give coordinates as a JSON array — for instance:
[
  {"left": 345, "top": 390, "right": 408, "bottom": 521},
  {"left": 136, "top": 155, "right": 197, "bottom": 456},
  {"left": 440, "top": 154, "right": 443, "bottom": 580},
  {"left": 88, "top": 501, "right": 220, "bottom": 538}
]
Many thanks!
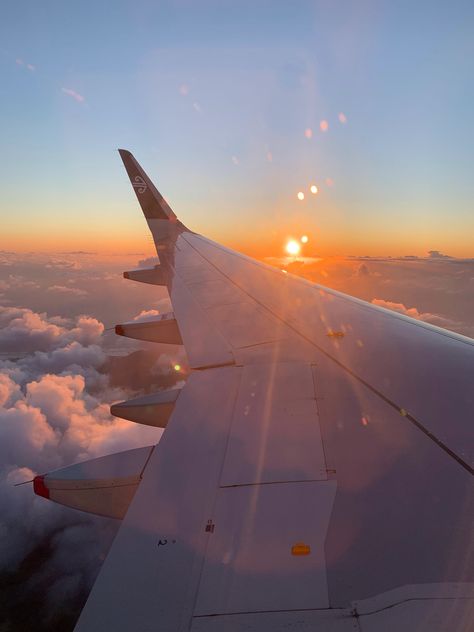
[{"left": 1, "top": 0, "right": 473, "bottom": 254}]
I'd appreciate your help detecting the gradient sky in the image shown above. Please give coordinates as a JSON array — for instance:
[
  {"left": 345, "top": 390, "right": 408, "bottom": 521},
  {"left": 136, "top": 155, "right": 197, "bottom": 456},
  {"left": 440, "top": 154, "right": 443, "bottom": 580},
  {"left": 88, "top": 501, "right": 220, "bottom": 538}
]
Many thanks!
[{"left": 1, "top": 0, "right": 473, "bottom": 256}]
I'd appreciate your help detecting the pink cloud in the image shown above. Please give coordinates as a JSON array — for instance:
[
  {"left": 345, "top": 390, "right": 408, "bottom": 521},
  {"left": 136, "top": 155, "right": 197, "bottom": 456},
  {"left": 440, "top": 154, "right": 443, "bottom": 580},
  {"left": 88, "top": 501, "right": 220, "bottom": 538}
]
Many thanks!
[
  {"left": 0, "top": 307, "right": 102, "bottom": 352},
  {"left": 47, "top": 284, "right": 87, "bottom": 297},
  {"left": 132, "top": 309, "right": 160, "bottom": 322},
  {"left": 371, "top": 298, "right": 461, "bottom": 330},
  {"left": 15, "top": 59, "right": 36, "bottom": 72},
  {"left": 61, "top": 87, "right": 85, "bottom": 103},
  {"left": 0, "top": 303, "right": 161, "bottom": 591}
]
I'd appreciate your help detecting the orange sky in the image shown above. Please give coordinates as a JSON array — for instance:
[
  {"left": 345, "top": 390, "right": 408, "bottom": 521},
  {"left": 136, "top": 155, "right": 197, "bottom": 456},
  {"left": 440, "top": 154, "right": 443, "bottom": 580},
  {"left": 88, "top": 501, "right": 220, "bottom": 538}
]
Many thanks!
[{"left": 3, "top": 209, "right": 473, "bottom": 259}]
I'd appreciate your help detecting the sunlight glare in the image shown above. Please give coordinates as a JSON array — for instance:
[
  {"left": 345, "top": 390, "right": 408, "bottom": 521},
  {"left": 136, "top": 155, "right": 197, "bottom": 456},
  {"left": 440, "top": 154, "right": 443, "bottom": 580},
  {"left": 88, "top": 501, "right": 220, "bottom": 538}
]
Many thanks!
[
  {"left": 301, "top": 235, "right": 309, "bottom": 244},
  {"left": 310, "top": 185, "right": 318, "bottom": 194},
  {"left": 297, "top": 191, "right": 305, "bottom": 201},
  {"left": 285, "top": 240, "right": 301, "bottom": 256}
]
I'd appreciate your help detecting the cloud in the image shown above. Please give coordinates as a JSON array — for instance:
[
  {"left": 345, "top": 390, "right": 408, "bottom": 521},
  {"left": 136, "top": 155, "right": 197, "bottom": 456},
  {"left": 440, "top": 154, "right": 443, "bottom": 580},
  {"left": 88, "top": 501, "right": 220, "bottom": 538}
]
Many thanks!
[
  {"left": 132, "top": 309, "right": 160, "bottom": 323},
  {"left": 428, "top": 250, "right": 453, "bottom": 259},
  {"left": 0, "top": 374, "right": 22, "bottom": 407},
  {"left": 45, "top": 258, "right": 81, "bottom": 269},
  {"left": 371, "top": 298, "right": 462, "bottom": 330},
  {"left": 0, "top": 304, "right": 164, "bottom": 627},
  {"left": 0, "top": 402, "right": 56, "bottom": 471},
  {"left": 137, "top": 256, "right": 159, "bottom": 268},
  {"left": 61, "top": 251, "right": 97, "bottom": 255},
  {"left": 0, "top": 307, "right": 103, "bottom": 353},
  {"left": 15, "top": 59, "right": 35, "bottom": 71},
  {"left": 349, "top": 251, "right": 463, "bottom": 263},
  {"left": 61, "top": 88, "right": 85, "bottom": 103},
  {"left": 3, "top": 274, "right": 40, "bottom": 289},
  {"left": 47, "top": 285, "right": 88, "bottom": 297}
]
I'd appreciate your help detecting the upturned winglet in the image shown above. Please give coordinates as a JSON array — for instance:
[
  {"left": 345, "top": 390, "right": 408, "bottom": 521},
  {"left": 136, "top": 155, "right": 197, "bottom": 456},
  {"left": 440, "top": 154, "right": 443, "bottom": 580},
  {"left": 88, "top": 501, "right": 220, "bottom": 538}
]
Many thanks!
[{"left": 118, "top": 149, "right": 177, "bottom": 221}]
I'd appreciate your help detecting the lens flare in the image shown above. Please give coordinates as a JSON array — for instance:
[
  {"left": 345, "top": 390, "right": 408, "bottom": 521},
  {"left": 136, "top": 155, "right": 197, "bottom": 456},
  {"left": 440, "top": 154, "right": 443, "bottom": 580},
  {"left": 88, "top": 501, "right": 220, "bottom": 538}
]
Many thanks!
[
  {"left": 297, "top": 191, "right": 304, "bottom": 201},
  {"left": 174, "top": 364, "right": 181, "bottom": 372},
  {"left": 301, "top": 235, "right": 309, "bottom": 244},
  {"left": 310, "top": 185, "right": 318, "bottom": 194},
  {"left": 285, "top": 240, "right": 301, "bottom": 256}
]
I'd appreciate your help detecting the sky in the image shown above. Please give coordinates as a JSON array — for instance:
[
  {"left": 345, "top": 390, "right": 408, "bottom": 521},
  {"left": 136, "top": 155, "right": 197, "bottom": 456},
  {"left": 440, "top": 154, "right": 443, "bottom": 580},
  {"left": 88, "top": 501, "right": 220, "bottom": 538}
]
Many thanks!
[
  {"left": 1, "top": 3, "right": 474, "bottom": 630},
  {"left": 1, "top": 0, "right": 474, "bottom": 256}
]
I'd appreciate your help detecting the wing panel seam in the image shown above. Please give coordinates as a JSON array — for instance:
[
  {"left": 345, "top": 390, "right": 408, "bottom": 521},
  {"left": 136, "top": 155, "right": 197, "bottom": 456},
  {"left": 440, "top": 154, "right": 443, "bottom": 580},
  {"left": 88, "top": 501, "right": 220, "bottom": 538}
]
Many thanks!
[{"left": 182, "top": 234, "right": 474, "bottom": 476}]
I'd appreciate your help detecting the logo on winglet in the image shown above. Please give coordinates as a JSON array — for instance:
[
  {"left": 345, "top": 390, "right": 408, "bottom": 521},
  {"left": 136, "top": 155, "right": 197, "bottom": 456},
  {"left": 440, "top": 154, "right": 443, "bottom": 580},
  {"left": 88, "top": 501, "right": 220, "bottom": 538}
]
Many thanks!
[{"left": 132, "top": 175, "right": 147, "bottom": 194}]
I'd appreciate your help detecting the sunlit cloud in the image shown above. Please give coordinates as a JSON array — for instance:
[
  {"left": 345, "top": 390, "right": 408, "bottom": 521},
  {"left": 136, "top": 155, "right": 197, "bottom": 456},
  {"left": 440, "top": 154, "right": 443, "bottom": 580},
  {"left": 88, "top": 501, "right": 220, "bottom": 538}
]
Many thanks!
[
  {"left": 320, "top": 120, "right": 329, "bottom": 132},
  {"left": 371, "top": 298, "right": 462, "bottom": 331},
  {"left": 132, "top": 309, "right": 160, "bottom": 323},
  {"left": 61, "top": 88, "right": 85, "bottom": 103}
]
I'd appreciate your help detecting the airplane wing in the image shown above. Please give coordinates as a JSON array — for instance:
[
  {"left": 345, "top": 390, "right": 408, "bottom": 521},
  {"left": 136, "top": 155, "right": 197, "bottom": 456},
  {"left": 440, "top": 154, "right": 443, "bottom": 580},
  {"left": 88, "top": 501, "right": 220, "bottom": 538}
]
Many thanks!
[{"left": 38, "top": 151, "right": 474, "bottom": 631}]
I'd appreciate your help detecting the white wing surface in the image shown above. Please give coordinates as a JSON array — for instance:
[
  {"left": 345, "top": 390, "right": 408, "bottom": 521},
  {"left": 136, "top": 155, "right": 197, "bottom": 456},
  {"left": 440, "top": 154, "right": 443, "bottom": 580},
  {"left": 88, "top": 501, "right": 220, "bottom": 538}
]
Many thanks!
[{"left": 67, "top": 151, "right": 473, "bottom": 631}]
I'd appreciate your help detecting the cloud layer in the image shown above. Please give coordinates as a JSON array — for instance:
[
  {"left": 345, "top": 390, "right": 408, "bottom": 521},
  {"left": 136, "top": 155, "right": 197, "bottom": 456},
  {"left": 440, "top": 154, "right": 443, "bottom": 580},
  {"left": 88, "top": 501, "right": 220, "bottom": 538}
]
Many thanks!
[{"left": 0, "top": 297, "right": 167, "bottom": 629}]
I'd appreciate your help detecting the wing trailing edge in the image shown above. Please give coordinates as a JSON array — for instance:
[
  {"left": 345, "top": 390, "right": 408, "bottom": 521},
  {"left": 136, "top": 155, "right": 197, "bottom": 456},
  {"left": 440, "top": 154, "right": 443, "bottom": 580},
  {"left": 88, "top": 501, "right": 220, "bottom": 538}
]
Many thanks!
[{"left": 33, "top": 446, "right": 155, "bottom": 519}]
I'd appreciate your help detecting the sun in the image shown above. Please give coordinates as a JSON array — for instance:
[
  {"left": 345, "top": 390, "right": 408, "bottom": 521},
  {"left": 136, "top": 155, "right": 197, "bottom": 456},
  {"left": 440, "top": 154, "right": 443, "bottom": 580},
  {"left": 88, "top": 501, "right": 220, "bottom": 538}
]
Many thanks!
[{"left": 285, "top": 240, "right": 301, "bottom": 256}]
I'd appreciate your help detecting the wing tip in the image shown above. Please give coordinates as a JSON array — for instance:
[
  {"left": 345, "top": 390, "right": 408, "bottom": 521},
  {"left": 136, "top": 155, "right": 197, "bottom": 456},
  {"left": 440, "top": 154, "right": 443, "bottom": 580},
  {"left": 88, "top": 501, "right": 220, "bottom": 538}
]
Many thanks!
[{"left": 33, "top": 475, "right": 50, "bottom": 499}]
